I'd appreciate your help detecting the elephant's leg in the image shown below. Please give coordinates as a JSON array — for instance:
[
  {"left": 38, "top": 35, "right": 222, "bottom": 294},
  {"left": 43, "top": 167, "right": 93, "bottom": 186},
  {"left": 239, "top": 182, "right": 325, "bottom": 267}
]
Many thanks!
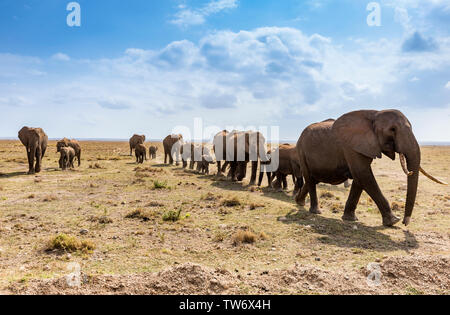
[
  {"left": 59, "top": 156, "right": 63, "bottom": 169},
  {"left": 342, "top": 181, "right": 363, "bottom": 222},
  {"left": 258, "top": 165, "right": 265, "bottom": 187},
  {"left": 230, "top": 162, "right": 238, "bottom": 182},
  {"left": 217, "top": 161, "right": 222, "bottom": 175},
  {"left": 221, "top": 161, "right": 229, "bottom": 173},
  {"left": 282, "top": 175, "right": 288, "bottom": 190},
  {"left": 249, "top": 161, "right": 258, "bottom": 185},
  {"left": 164, "top": 151, "right": 168, "bottom": 164},
  {"left": 295, "top": 183, "right": 308, "bottom": 206},
  {"left": 183, "top": 159, "right": 187, "bottom": 168},
  {"left": 35, "top": 146, "right": 42, "bottom": 173},
  {"left": 77, "top": 151, "right": 81, "bottom": 167},
  {"left": 307, "top": 179, "right": 320, "bottom": 214},
  {"left": 294, "top": 176, "right": 304, "bottom": 195},
  {"left": 189, "top": 160, "right": 195, "bottom": 170},
  {"left": 350, "top": 162, "right": 399, "bottom": 227}
]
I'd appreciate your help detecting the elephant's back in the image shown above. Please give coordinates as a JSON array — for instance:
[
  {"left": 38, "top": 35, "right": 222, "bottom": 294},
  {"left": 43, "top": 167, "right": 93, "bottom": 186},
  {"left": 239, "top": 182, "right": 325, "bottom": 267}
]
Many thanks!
[{"left": 298, "top": 121, "right": 347, "bottom": 182}]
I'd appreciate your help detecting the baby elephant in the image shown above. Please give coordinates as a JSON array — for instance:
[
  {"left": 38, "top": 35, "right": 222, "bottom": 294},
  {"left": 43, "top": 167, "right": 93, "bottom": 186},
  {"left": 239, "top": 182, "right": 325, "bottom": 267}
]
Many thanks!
[
  {"left": 199, "top": 155, "right": 214, "bottom": 175},
  {"left": 149, "top": 146, "right": 158, "bottom": 160},
  {"left": 59, "top": 147, "right": 75, "bottom": 170},
  {"left": 135, "top": 143, "right": 147, "bottom": 164}
]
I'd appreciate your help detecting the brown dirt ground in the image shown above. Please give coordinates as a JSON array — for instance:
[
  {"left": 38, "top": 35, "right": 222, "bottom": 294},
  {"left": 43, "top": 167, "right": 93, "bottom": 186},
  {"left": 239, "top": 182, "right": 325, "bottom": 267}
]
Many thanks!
[{"left": 0, "top": 141, "right": 449, "bottom": 295}]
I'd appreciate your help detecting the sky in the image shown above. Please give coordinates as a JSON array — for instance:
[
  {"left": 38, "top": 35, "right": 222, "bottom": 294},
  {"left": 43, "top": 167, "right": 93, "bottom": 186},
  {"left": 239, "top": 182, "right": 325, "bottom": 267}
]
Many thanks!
[{"left": 0, "top": 0, "right": 449, "bottom": 141}]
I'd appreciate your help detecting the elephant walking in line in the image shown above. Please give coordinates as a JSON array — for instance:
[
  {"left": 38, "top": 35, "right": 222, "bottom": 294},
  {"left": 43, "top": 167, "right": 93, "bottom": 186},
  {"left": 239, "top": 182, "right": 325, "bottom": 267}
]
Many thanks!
[
  {"left": 258, "top": 144, "right": 304, "bottom": 193},
  {"left": 163, "top": 134, "right": 183, "bottom": 165},
  {"left": 295, "top": 110, "right": 446, "bottom": 227},
  {"left": 226, "top": 131, "right": 270, "bottom": 185},
  {"left": 59, "top": 146, "right": 75, "bottom": 170},
  {"left": 213, "top": 130, "right": 230, "bottom": 176},
  {"left": 129, "top": 134, "right": 146, "bottom": 156},
  {"left": 57, "top": 138, "right": 82, "bottom": 167},
  {"left": 18, "top": 127, "right": 48, "bottom": 174},
  {"left": 149, "top": 146, "right": 158, "bottom": 160},
  {"left": 135, "top": 143, "right": 147, "bottom": 164}
]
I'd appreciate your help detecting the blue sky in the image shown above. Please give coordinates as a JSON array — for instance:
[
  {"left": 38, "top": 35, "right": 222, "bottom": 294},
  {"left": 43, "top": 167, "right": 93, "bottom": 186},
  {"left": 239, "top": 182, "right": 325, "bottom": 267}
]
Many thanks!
[{"left": 0, "top": 0, "right": 449, "bottom": 141}]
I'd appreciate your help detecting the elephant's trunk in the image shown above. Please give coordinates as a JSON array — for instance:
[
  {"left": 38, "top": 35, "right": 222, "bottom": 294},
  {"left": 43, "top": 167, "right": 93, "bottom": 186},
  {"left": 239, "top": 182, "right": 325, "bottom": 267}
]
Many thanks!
[{"left": 401, "top": 138, "right": 421, "bottom": 226}]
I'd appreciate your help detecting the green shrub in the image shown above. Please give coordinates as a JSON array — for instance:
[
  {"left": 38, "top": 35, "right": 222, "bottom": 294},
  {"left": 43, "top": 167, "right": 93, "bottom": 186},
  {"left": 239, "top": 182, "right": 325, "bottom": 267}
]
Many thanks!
[{"left": 162, "top": 209, "right": 182, "bottom": 222}]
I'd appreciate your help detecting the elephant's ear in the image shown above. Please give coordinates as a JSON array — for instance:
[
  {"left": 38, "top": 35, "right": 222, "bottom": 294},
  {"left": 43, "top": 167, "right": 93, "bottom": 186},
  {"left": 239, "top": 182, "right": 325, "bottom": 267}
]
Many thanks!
[{"left": 332, "top": 111, "right": 382, "bottom": 159}]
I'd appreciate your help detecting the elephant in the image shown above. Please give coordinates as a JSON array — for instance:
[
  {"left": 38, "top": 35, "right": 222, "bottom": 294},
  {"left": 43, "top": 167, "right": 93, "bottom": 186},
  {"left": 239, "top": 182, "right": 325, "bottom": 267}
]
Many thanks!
[
  {"left": 181, "top": 143, "right": 196, "bottom": 169},
  {"left": 18, "top": 127, "right": 48, "bottom": 174},
  {"left": 213, "top": 130, "right": 230, "bottom": 176},
  {"left": 56, "top": 138, "right": 81, "bottom": 167},
  {"left": 294, "top": 110, "right": 446, "bottom": 227},
  {"left": 226, "top": 131, "right": 270, "bottom": 185},
  {"left": 149, "top": 146, "right": 158, "bottom": 160},
  {"left": 59, "top": 146, "right": 75, "bottom": 170},
  {"left": 135, "top": 143, "right": 147, "bottom": 164},
  {"left": 258, "top": 144, "right": 304, "bottom": 193},
  {"left": 129, "top": 134, "right": 146, "bottom": 156},
  {"left": 199, "top": 154, "right": 215, "bottom": 175},
  {"left": 163, "top": 134, "right": 183, "bottom": 165}
]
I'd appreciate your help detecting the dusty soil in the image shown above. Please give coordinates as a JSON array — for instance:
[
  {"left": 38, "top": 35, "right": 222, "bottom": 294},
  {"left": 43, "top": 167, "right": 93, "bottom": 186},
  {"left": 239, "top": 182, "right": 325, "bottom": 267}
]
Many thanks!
[{"left": 0, "top": 141, "right": 449, "bottom": 295}]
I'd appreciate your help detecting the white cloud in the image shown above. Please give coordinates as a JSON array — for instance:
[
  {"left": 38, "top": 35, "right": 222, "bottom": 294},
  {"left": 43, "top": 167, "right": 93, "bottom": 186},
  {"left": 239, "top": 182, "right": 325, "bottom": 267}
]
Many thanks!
[
  {"left": 1, "top": 27, "right": 449, "bottom": 140},
  {"left": 51, "top": 53, "right": 70, "bottom": 61},
  {"left": 446, "top": 81, "right": 450, "bottom": 89},
  {"left": 171, "top": 0, "right": 238, "bottom": 27}
]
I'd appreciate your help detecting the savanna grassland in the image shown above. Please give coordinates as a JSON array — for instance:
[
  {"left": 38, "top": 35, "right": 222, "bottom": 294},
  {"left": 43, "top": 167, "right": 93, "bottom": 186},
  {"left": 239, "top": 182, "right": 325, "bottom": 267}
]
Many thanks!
[{"left": 0, "top": 140, "right": 448, "bottom": 295}]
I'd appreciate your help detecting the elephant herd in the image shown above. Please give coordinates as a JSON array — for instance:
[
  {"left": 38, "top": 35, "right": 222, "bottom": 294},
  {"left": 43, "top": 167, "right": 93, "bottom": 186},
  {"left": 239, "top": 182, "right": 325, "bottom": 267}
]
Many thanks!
[{"left": 16, "top": 109, "right": 447, "bottom": 227}]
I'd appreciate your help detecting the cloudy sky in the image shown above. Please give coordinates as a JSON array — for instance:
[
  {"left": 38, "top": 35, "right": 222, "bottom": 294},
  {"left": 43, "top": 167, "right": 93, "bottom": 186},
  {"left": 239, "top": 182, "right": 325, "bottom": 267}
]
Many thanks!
[{"left": 0, "top": 0, "right": 449, "bottom": 141}]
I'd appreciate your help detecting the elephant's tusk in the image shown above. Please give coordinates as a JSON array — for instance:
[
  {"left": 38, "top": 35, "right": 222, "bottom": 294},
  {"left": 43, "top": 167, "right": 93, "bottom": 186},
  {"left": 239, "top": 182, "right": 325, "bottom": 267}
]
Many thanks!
[
  {"left": 419, "top": 167, "right": 448, "bottom": 185},
  {"left": 399, "top": 154, "right": 413, "bottom": 176}
]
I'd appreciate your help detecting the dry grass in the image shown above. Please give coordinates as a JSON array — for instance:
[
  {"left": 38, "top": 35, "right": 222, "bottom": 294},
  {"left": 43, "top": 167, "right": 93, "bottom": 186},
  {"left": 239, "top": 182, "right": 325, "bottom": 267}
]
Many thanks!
[
  {"left": 46, "top": 234, "right": 95, "bottom": 254},
  {"left": 232, "top": 230, "right": 257, "bottom": 245},
  {"left": 222, "top": 196, "right": 242, "bottom": 207},
  {"left": 0, "top": 140, "right": 448, "bottom": 295}
]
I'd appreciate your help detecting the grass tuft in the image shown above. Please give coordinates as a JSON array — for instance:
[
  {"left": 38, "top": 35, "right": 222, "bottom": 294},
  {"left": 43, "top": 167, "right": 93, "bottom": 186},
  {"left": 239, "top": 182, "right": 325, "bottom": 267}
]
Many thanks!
[
  {"left": 232, "top": 230, "right": 257, "bottom": 245},
  {"left": 222, "top": 196, "right": 242, "bottom": 207},
  {"left": 46, "top": 234, "right": 95, "bottom": 254},
  {"left": 162, "top": 209, "right": 182, "bottom": 222}
]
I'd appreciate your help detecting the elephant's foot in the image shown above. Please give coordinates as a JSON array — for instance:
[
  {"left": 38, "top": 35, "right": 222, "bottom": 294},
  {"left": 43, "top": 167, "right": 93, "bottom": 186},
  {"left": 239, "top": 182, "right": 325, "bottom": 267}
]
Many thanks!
[
  {"left": 382, "top": 213, "right": 400, "bottom": 227},
  {"left": 309, "top": 207, "right": 321, "bottom": 215},
  {"left": 249, "top": 180, "right": 256, "bottom": 186},
  {"left": 28, "top": 170, "right": 35, "bottom": 175},
  {"left": 295, "top": 195, "right": 305, "bottom": 206},
  {"left": 342, "top": 213, "right": 358, "bottom": 222}
]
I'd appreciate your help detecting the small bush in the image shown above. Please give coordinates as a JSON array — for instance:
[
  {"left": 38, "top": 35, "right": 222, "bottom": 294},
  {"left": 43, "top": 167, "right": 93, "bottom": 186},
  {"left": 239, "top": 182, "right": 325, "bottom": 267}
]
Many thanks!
[
  {"left": 125, "top": 209, "right": 152, "bottom": 221},
  {"left": 232, "top": 230, "right": 257, "bottom": 246},
  {"left": 222, "top": 197, "right": 242, "bottom": 207},
  {"left": 46, "top": 234, "right": 95, "bottom": 254},
  {"left": 162, "top": 209, "right": 182, "bottom": 222},
  {"left": 153, "top": 180, "right": 168, "bottom": 190}
]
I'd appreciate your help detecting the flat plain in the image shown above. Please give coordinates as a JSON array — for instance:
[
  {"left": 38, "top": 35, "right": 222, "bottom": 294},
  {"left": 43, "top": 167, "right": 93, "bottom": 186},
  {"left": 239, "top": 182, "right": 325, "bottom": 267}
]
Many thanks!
[{"left": 0, "top": 140, "right": 448, "bottom": 295}]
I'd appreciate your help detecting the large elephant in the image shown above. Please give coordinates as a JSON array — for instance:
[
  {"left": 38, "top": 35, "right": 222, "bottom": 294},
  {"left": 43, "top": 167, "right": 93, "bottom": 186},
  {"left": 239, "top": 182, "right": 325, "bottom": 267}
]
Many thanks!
[
  {"left": 59, "top": 146, "right": 75, "bottom": 170},
  {"left": 226, "top": 131, "right": 270, "bottom": 185},
  {"left": 163, "top": 134, "right": 183, "bottom": 165},
  {"left": 129, "top": 134, "right": 146, "bottom": 156},
  {"left": 18, "top": 127, "right": 48, "bottom": 174},
  {"left": 259, "top": 144, "right": 304, "bottom": 192},
  {"left": 56, "top": 138, "right": 81, "bottom": 167},
  {"left": 213, "top": 130, "right": 230, "bottom": 176},
  {"left": 295, "top": 110, "right": 446, "bottom": 227}
]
